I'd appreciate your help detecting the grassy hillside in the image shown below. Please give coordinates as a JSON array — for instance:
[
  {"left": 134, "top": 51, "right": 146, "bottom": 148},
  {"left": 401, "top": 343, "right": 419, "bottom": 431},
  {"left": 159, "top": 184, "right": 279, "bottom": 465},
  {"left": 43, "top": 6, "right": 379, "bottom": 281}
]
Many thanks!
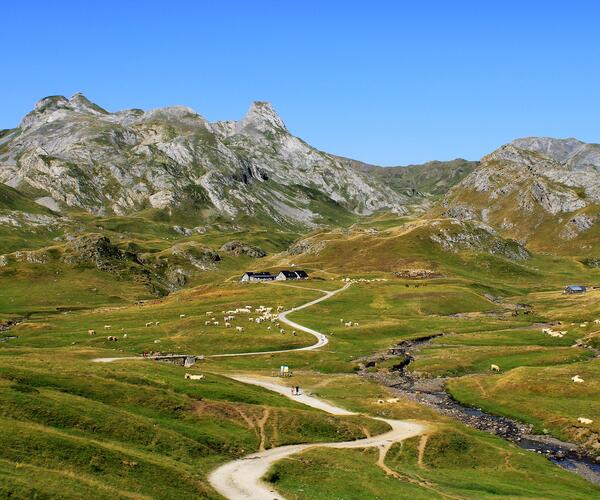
[{"left": 1, "top": 209, "right": 600, "bottom": 497}]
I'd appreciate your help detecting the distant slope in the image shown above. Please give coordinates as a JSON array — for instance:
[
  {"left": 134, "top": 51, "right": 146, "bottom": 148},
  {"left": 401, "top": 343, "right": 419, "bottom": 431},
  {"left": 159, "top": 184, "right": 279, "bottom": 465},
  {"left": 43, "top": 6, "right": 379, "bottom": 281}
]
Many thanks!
[
  {"left": 335, "top": 156, "right": 477, "bottom": 196},
  {"left": 440, "top": 137, "right": 600, "bottom": 254},
  {"left": 0, "top": 184, "right": 54, "bottom": 214}
]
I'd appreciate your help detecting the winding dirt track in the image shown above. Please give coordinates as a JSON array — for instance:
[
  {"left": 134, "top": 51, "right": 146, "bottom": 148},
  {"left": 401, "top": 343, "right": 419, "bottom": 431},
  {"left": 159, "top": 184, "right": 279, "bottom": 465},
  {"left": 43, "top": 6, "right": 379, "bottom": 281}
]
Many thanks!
[
  {"left": 208, "top": 376, "right": 424, "bottom": 500},
  {"left": 91, "top": 282, "right": 425, "bottom": 499}
]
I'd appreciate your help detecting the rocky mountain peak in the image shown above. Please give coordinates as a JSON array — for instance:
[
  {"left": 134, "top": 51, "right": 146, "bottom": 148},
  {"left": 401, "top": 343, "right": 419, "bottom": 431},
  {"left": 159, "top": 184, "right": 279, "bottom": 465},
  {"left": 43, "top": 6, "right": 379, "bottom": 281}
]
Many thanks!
[
  {"left": 68, "top": 92, "right": 108, "bottom": 115},
  {"left": 20, "top": 93, "right": 107, "bottom": 129},
  {"left": 235, "top": 101, "right": 287, "bottom": 135}
]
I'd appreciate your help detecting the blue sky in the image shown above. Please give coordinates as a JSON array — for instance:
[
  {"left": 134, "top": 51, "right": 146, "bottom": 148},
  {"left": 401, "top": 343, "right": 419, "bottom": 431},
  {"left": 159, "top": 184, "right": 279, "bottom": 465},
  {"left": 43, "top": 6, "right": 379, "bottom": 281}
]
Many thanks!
[{"left": 2, "top": 1, "right": 599, "bottom": 165}]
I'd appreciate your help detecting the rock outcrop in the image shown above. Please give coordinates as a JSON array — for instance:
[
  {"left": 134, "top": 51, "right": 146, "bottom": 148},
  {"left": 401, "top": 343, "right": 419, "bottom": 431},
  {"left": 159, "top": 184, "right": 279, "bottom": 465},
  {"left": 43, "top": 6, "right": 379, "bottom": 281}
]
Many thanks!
[{"left": 219, "top": 241, "right": 266, "bottom": 258}]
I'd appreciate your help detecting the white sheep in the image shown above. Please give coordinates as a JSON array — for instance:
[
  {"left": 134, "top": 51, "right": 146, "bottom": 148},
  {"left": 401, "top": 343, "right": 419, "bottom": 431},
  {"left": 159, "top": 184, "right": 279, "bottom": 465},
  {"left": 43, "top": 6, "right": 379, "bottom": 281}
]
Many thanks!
[
  {"left": 145, "top": 322, "right": 153, "bottom": 327},
  {"left": 577, "top": 417, "right": 593, "bottom": 425},
  {"left": 104, "top": 325, "right": 112, "bottom": 330},
  {"left": 571, "top": 375, "right": 585, "bottom": 383},
  {"left": 204, "top": 320, "right": 211, "bottom": 326},
  {"left": 594, "top": 319, "right": 600, "bottom": 325},
  {"left": 213, "top": 321, "right": 219, "bottom": 326},
  {"left": 225, "top": 322, "right": 231, "bottom": 328},
  {"left": 88, "top": 329, "right": 96, "bottom": 336},
  {"left": 206, "top": 311, "right": 213, "bottom": 316},
  {"left": 185, "top": 373, "right": 204, "bottom": 380},
  {"left": 236, "top": 326, "right": 244, "bottom": 332},
  {"left": 353, "top": 322, "right": 359, "bottom": 327},
  {"left": 179, "top": 314, "right": 186, "bottom": 319},
  {"left": 344, "top": 321, "right": 352, "bottom": 327},
  {"left": 490, "top": 364, "right": 500, "bottom": 372}
]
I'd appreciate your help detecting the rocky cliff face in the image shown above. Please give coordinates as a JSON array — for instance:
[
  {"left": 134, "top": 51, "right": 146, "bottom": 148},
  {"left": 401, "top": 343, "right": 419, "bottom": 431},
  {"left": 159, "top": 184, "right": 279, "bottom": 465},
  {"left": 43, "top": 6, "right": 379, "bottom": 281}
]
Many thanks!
[
  {"left": 0, "top": 94, "right": 407, "bottom": 227},
  {"left": 441, "top": 137, "right": 600, "bottom": 249}
]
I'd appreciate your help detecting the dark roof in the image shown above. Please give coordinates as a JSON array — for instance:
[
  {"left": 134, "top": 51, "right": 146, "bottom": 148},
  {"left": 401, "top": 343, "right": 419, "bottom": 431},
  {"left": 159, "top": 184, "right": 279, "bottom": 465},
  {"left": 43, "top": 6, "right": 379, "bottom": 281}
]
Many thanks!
[
  {"left": 278, "top": 270, "right": 309, "bottom": 278},
  {"left": 244, "top": 272, "right": 274, "bottom": 277}
]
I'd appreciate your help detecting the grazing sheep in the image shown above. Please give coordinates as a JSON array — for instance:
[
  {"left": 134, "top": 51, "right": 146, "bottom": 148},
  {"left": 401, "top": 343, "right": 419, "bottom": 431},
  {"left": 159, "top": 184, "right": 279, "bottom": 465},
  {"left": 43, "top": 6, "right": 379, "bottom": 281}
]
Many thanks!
[
  {"left": 386, "top": 398, "right": 399, "bottom": 403},
  {"left": 577, "top": 417, "right": 593, "bottom": 425},
  {"left": 580, "top": 323, "right": 588, "bottom": 328},
  {"left": 107, "top": 336, "right": 118, "bottom": 341},
  {"left": 572, "top": 375, "right": 585, "bottom": 383},
  {"left": 104, "top": 325, "right": 112, "bottom": 330},
  {"left": 353, "top": 322, "right": 359, "bottom": 327},
  {"left": 376, "top": 399, "right": 385, "bottom": 404},
  {"left": 213, "top": 321, "right": 219, "bottom": 326},
  {"left": 225, "top": 322, "right": 231, "bottom": 328},
  {"left": 185, "top": 373, "right": 204, "bottom": 380},
  {"left": 153, "top": 339, "right": 161, "bottom": 344},
  {"left": 123, "top": 333, "right": 128, "bottom": 338},
  {"left": 594, "top": 319, "right": 600, "bottom": 325},
  {"left": 277, "top": 305, "right": 284, "bottom": 311},
  {"left": 180, "top": 314, "right": 186, "bottom": 319},
  {"left": 155, "top": 321, "right": 160, "bottom": 326},
  {"left": 145, "top": 322, "right": 153, "bottom": 327},
  {"left": 279, "top": 328, "right": 285, "bottom": 334},
  {"left": 204, "top": 320, "right": 211, "bottom": 326},
  {"left": 490, "top": 364, "right": 500, "bottom": 372},
  {"left": 344, "top": 321, "right": 352, "bottom": 327},
  {"left": 236, "top": 326, "right": 244, "bottom": 332},
  {"left": 206, "top": 312, "right": 213, "bottom": 316},
  {"left": 88, "top": 329, "right": 96, "bottom": 336},
  {"left": 267, "top": 326, "right": 272, "bottom": 331}
]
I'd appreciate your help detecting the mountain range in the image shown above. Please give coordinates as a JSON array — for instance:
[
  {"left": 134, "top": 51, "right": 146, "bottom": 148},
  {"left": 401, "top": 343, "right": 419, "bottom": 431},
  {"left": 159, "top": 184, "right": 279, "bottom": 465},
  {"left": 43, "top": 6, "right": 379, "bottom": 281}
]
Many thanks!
[{"left": 1, "top": 94, "right": 599, "bottom": 255}]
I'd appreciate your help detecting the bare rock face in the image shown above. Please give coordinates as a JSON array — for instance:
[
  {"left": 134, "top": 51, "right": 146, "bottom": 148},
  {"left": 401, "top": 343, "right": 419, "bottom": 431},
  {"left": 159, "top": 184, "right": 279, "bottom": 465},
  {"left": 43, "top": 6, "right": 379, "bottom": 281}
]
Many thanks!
[
  {"left": 442, "top": 137, "right": 600, "bottom": 247},
  {"left": 0, "top": 94, "right": 407, "bottom": 226}
]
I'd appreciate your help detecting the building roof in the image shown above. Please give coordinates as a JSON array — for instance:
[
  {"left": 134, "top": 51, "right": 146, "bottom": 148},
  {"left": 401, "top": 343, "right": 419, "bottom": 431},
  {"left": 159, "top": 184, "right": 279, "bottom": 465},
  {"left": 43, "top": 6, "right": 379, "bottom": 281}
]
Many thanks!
[
  {"left": 565, "top": 285, "right": 586, "bottom": 290},
  {"left": 244, "top": 272, "right": 275, "bottom": 277},
  {"left": 278, "top": 270, "right": 309, "bottom": 278}
]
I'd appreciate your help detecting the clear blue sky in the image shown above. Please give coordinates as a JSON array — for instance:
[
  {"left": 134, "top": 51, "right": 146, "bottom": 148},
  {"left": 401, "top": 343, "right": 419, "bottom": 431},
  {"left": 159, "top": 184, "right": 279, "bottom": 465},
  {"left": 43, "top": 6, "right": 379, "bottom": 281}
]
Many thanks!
[{"left": 2, "top": 1, "right": 599, "bottom": 165}]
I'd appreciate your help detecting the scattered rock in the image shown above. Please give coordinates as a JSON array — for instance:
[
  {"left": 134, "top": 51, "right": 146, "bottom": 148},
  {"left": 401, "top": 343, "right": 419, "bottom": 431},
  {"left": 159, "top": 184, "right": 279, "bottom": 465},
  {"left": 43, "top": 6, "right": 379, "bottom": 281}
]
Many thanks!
[{"left": 219, "top": 241, "right": 266, "bottom": 258}]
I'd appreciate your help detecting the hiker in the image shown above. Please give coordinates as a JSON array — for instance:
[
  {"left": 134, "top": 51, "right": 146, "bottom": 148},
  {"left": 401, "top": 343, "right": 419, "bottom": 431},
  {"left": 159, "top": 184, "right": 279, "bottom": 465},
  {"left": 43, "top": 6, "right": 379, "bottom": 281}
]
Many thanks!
[{"left": 295, "top": 386, "right": 300, "bottom": 395}]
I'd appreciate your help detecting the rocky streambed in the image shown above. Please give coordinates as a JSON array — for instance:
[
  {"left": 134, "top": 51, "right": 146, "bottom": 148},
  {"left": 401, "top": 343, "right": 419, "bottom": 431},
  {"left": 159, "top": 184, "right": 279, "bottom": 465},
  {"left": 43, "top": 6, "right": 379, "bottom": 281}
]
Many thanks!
[{"left": 357, "top": 335, "right": 600, "bottom": 485}]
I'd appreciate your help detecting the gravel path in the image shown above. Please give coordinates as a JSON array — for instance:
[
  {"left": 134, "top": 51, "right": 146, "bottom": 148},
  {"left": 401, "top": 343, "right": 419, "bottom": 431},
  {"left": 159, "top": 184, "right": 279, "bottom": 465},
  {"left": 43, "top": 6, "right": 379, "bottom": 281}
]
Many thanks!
[{"left": 208, "top": 376, "right": 424, "bottom": 500}]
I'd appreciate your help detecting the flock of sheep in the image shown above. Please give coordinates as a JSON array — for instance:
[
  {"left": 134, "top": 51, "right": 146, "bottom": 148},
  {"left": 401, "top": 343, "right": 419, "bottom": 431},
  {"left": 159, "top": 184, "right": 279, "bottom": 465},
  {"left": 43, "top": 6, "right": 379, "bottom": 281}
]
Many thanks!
[
  {"left": 486, "top": 320, "right": 599, "bottom": 427},
  {"left": 200, "top": 304, "right": 290, "bottom": 335}
]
